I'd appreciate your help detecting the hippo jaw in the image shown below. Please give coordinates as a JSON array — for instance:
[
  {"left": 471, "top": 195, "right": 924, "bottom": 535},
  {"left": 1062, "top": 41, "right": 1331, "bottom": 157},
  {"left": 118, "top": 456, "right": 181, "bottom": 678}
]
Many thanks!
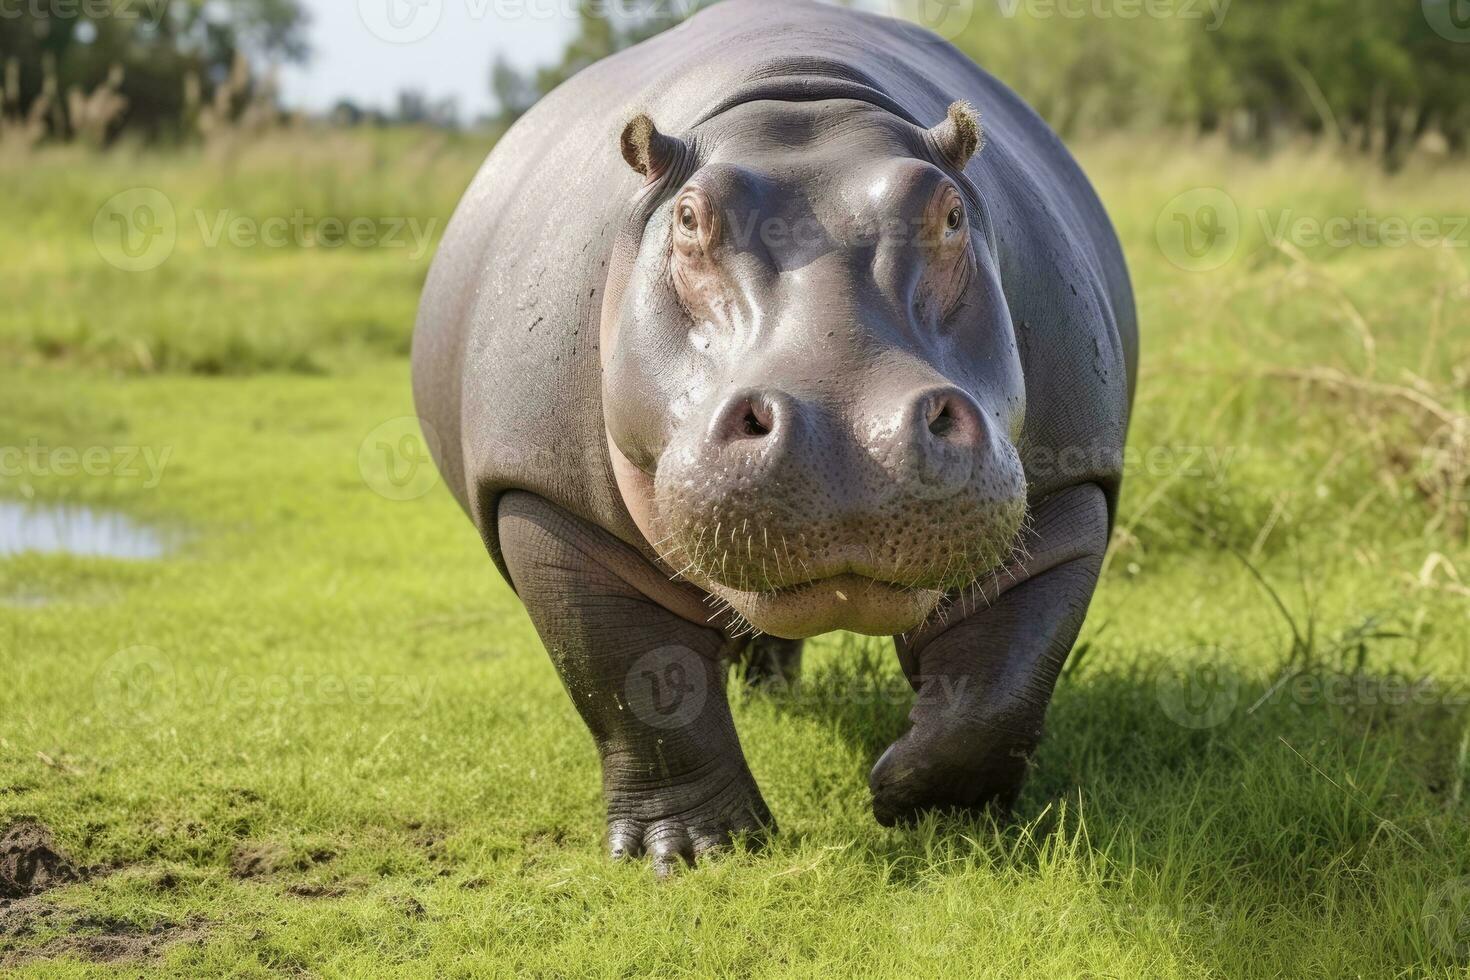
[
  {"left": 712, "top": 575, "right": 947, "bottom": 640},
  {"left": 602, "top": 97, "right": 1029, "bottom": 638},
  {"left": 646, "top": 413, "right": 1029, "bottom": 638}
]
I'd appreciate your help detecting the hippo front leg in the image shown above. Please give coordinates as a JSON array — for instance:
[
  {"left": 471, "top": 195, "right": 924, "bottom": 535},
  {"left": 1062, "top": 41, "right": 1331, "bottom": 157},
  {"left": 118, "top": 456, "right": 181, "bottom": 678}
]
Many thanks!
[
  {"left": 496, "top": 492, "right": 772, "bottom": 873},
  {"left": 869, "top": 485, "right": 1110, "bottom": 825}
]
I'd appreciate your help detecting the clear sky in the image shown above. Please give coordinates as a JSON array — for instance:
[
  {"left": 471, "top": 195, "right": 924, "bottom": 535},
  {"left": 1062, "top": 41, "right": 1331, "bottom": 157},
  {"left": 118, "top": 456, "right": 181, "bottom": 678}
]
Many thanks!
[{"left": 277, "top": 0, "right": 577, "bottom": 122}]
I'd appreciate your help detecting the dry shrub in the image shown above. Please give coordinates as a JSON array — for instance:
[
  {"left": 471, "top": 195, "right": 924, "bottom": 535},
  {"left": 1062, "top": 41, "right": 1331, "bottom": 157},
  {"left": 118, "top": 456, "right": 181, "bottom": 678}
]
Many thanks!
[
  {"left": 0, "top": 55, "right": 55, "bottom": 153},
  {"left": 2, "top": 54, "right": 129, "bottom": 154},
  {"left": 189, "top": 52, "right": 290, "bottom": 157},
  {"left": 1264, "top": 242, "right": 1470, "bottom": 537},
  {"left": 66, "top": 64, "right": 128, "bottom": 149}
]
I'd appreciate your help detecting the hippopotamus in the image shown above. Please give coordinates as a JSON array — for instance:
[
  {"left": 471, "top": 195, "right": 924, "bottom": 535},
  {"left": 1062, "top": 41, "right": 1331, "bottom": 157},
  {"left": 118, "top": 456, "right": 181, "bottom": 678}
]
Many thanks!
[{"left": 412, "top": 0, "right": 1136, "bottom": 873}]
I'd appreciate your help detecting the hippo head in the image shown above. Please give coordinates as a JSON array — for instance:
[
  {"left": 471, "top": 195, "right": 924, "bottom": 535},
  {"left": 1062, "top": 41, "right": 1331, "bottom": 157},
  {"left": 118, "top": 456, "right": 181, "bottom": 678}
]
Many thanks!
[{"left": 601, "top": 98, "right": 1027, "bottom": 639}]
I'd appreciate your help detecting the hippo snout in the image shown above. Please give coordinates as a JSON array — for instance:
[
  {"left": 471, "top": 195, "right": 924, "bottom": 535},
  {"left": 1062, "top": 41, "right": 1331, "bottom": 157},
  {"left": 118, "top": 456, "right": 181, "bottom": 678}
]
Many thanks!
[
  {"left": 705, "top": 385, "right": 989, "bottom": 502},
  {"left": 880, "top": 386, "right": 989, "bottom": 503},
  {"left": 652, "top": 383, "right": 1027, "bottom": 635}
]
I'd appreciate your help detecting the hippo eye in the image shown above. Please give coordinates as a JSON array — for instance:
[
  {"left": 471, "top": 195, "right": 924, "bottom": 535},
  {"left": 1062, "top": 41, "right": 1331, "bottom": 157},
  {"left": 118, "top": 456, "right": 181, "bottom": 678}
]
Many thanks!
[
  {"left": 946, "top": 205, "right": 964, "bottom": 231},
  {"left": 679, "top": 205, "right": 698, "bottom": 233}
]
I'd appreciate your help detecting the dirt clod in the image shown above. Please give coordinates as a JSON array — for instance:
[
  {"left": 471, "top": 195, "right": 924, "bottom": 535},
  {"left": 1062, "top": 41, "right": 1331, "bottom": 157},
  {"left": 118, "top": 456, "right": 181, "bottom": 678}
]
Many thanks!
[{"left": 0, "top": 821, "right": 80, "bottom": 899}]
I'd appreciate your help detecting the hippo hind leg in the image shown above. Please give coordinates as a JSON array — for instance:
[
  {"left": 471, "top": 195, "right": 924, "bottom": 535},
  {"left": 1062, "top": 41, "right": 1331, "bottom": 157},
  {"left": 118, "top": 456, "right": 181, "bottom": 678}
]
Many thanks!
[{"left": 738, "top": 636, "right": 803, "bottom": 688}]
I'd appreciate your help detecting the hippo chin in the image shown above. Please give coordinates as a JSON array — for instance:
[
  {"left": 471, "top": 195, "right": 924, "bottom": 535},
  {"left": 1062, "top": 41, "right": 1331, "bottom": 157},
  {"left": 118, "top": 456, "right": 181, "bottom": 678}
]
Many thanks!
[{"left": 413, "top": 0, "right": 1136, "bottom": 873}]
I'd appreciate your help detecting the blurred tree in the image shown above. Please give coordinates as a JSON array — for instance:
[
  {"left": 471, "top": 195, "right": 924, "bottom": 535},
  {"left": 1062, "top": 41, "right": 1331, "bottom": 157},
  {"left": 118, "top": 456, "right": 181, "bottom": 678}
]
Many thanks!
[
  {"left": 495, "top": 0, "right": 1468, "bottom": 168},
  {"left": 1180, "top": 0, "right": 1470, "bottom": 167},
  {"left": 489, "top": 0, "right": 704, "bottom": 126},
  {"left": 489, "top": 54, "right": 539, "bottom": 125},
  {"left": 0, "top": 0, "right": 308, "bottom": 144},
  {"left": 396, "top": 89, "right": 459, "bottom": 129}
]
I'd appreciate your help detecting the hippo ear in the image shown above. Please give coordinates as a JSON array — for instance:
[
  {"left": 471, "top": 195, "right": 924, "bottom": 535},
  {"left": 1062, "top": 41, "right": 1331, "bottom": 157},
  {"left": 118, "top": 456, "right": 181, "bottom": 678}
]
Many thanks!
[
  {"left": 620, "top": 113, "right": 684, "bottom": 182},
  {"left": 928, "top": 101, "right": 984, "bottom": 172}
]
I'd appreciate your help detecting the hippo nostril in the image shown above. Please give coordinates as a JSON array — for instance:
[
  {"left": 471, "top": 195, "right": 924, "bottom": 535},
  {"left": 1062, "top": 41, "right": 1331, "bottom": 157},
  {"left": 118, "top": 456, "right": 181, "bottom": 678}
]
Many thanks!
[
  {"left": 710, "top": 390, "right": 785, "bottom": 447},
  {"left": 742, "top": 405, "right": 772, "bottom": 438},
  {"left": 914, "top": 388, "right": 985, "bottom": 451},
  {"left": 927, "top": 403, "right": 955, "bottom": 438}
]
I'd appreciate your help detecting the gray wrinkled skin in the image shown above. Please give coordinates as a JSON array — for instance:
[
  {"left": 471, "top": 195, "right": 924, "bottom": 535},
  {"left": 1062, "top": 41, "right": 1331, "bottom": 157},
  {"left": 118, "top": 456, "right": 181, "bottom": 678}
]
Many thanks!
[{"left": 413, "top": 0, "right": 1137, "bottom": 872}]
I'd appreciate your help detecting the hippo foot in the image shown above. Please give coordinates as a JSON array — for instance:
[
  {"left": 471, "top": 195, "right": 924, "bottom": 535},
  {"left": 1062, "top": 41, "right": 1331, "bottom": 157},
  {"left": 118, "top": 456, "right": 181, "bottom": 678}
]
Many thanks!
[
  {"left": 867, "top": 725, "right": 1031, "bottom": 828},
  {"left": 604, "top": 756, "right": 774, "bottom": 875}
]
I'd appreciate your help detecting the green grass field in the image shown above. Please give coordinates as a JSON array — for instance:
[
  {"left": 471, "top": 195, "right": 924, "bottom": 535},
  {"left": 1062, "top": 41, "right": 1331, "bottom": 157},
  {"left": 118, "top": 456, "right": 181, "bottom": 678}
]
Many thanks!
[{"left": 1, "top": 131, "right": 1468, "bottom": 977}]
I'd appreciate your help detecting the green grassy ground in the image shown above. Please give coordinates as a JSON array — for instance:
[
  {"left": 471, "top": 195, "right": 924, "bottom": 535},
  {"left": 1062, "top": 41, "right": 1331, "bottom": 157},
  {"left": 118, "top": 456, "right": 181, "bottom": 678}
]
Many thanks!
[{"left": 1, "top": 132, "right": 1468, "bottom": 977}]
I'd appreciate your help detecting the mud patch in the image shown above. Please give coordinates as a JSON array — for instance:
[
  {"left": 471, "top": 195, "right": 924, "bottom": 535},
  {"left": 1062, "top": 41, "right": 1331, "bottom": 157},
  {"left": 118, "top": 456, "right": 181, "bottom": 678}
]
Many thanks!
[
  {"left": 230, "top": 842, "right": 335, "bottom": 879},
  {"left": 523, "top": 828, "right": 569, "bottom": 848},
  {"left": 0, "top": 895, "right": 53, "bottom": 942},
  {"left": 0, "top": 821, "right": 80, "bottom": 899},
  {"left": 0, "top": 823, "right": 205, "bottom": 966},
  {"left": 285, "top": 882, "right": 348, "bottom": 899},
  {"left": 229, "top": 843, "right": 286, "bottom": 879},
  {"left": 0, "top": 906, "right": 206, "bottom": 967},
  {"left": 413, "top": 826, "right": 449, "bottom": 864},
  {"left": 387, "top": 895, "right": 426, "bottom": 919}
]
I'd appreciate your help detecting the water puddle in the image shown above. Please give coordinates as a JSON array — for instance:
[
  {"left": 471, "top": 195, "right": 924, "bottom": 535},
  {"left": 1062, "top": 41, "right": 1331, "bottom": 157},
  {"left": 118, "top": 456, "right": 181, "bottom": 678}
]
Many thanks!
[{"left": 0, "top": 501, "right": 173, "bottom": 560}]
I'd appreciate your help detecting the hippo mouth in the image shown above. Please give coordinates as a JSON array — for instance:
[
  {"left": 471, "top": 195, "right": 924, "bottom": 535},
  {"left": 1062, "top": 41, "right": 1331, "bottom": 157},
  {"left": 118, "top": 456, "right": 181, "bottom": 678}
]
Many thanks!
[
  {"left": 655, "top": 495, "right": 1029, "bottom": 639},
  {"left": 653, "top": 488, "right": 1029, "bottom": 639},
  {"left": 707, "top": 572, "right": 946, "bottom": 640}
]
